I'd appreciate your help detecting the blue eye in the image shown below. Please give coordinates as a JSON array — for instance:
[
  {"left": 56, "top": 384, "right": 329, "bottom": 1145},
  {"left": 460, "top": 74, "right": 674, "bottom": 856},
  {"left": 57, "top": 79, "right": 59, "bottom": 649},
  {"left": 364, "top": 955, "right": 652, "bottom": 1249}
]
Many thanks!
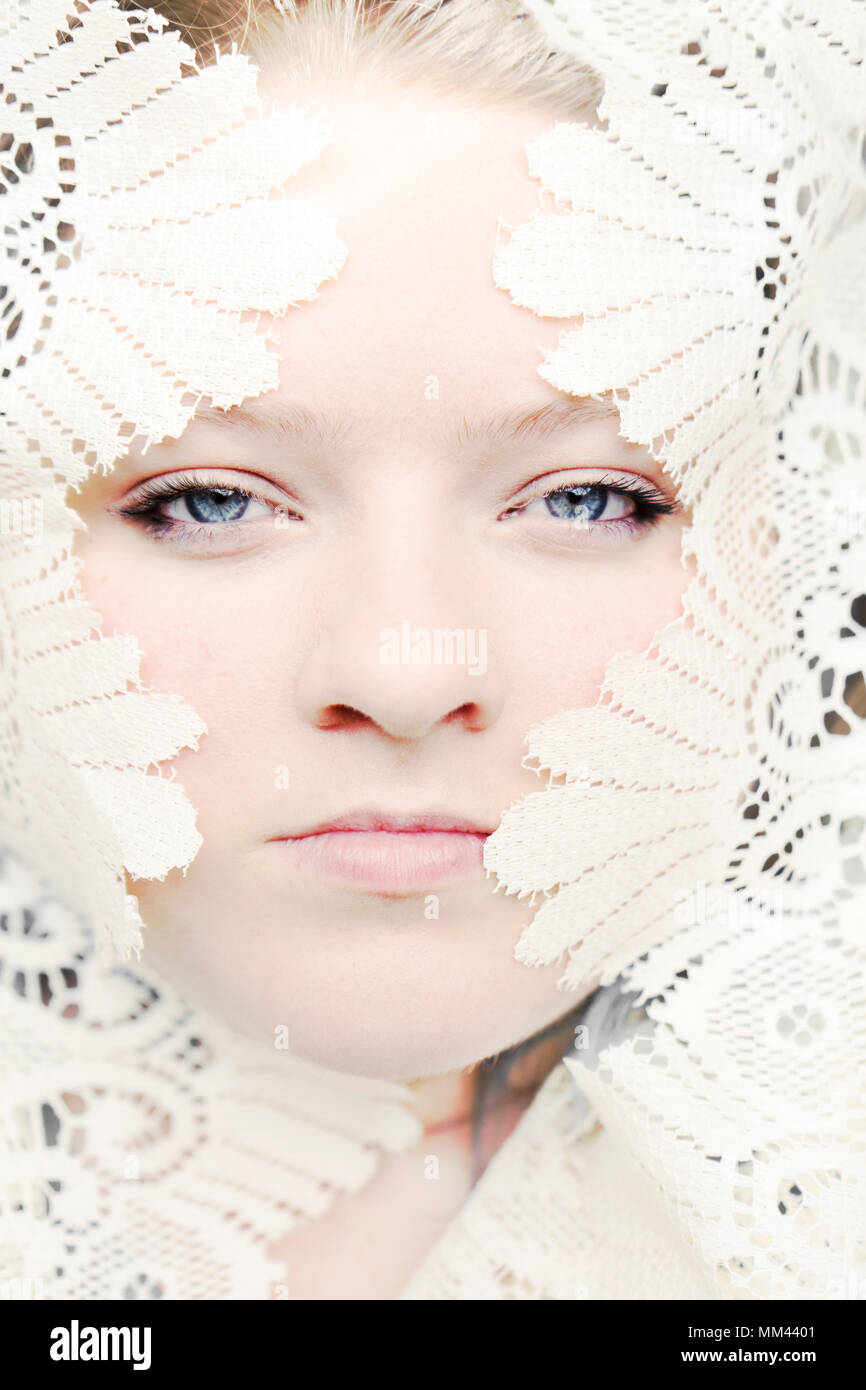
[
  {"left": 499, "top": 473, "right": 682, "bottom": 550},
  {"left": 506, "top": 475, "right": 677, "bottom": 526},
  {"left": 169, "top": 488, "right": 252, "bottom": 524},
  {"left": 117, "top": 472, "right": 287, "bottom": 543},
  {"left": 542, "top": 484, "right": 632, "bottom": 523}
]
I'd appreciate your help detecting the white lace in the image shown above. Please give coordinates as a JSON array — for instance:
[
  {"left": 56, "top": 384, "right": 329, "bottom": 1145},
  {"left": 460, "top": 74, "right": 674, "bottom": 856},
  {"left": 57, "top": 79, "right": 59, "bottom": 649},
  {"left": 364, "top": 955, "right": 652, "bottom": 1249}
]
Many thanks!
[
  {"left": 1, "top": 0, "right": 345, "bottom": 957},
  {"left": 1, "top": 0, "right": 864, "bottom": 1301}
]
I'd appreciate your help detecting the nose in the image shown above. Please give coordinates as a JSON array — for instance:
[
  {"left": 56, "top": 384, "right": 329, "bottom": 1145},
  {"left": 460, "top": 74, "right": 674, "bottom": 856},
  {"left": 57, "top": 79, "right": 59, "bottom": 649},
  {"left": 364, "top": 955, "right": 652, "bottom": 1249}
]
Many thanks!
[{"left": 295, "top": 542, "right": 504, "bottom": 742}]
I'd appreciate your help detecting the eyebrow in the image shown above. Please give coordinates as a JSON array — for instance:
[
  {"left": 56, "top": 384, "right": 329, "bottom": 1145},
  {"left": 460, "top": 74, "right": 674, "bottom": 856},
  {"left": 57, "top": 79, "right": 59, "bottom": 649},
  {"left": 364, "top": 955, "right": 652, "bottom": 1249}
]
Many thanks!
[{"left": 192, "top": 395, "right": 620, "bottom": 449}]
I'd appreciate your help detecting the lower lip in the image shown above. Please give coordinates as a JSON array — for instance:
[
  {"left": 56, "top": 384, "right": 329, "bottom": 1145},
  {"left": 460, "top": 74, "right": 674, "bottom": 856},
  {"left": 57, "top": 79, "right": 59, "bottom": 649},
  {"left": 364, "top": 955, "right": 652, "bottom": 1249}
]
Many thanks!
[{"left": 272, "top": 830, "right": 487, "bottom": 894}]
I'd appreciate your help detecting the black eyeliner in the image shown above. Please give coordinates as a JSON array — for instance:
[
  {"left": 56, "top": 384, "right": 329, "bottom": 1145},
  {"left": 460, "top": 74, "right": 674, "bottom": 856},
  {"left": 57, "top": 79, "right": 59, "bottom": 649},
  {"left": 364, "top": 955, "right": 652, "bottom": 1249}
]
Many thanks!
[{"left": 537, "top": 475, "right": 680, "bottom": 521}]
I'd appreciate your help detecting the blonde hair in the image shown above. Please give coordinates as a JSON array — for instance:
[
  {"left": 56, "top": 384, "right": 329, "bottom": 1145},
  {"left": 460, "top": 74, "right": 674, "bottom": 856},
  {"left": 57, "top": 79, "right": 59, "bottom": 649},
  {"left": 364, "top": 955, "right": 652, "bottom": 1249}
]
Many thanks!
[{"left": 136, "top": 0, "right": 602, "bottom": 116}]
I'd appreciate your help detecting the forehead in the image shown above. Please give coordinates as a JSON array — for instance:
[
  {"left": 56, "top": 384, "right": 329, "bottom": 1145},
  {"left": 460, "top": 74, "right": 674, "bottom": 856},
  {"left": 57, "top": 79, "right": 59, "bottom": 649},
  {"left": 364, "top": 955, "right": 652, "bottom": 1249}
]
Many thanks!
[
  {"left": 264, "top": 77, "right": 560, "bottom": 202},
  {"left": 238, "top": 85, "right": 582, "bottom": 420},
  {"left": 282, "top": 85, "right": 558, "bottom": 284}
]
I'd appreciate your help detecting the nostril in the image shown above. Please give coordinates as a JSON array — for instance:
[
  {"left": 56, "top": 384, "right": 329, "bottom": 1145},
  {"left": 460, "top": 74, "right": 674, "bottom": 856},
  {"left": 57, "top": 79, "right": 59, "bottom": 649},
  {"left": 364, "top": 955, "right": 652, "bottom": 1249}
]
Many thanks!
[
  {"left": 443, "top": 702, "right": 483, "bottom": 729},
  {"left": 315, "top": 703, "right": 372, "bottom": 731}
]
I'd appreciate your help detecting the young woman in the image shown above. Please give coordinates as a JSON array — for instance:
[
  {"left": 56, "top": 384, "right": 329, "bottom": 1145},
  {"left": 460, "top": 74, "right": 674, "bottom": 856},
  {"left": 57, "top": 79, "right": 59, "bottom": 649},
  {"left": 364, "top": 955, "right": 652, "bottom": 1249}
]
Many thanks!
[{"left": 2, "top": 0, "right": 862, "bottom": 1302}]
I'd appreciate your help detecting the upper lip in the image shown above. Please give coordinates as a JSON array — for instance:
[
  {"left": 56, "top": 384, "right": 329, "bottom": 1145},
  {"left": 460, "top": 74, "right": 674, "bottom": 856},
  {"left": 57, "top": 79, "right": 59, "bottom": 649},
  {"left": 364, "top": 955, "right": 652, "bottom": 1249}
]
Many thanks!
[{"left": 270, "top": 811, "right": 493, "bottom": 839}]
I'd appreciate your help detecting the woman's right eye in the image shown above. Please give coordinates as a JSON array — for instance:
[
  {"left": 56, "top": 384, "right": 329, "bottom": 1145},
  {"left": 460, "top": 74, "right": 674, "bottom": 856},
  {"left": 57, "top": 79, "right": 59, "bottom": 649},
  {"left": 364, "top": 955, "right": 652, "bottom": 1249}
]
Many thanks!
[
  {"left": 160, "top": 487, "right": 268, "bottom": 525},
  {"left": 115, "top": 470, "right": 303, "bottom": 550}
]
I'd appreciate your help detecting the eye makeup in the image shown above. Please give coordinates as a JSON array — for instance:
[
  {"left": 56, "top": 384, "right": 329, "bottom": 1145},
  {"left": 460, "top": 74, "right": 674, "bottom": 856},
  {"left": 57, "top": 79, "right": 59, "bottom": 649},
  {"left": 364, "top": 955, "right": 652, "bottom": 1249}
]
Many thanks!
[
  {"left": 114, "top": 470, "right": 298, "bottom": 549},
  {"left": 112, "top": 464, "right": 681, "bottom": 555},
  {"left": 500, "top": 470, "right": 681, "bottom": 548}
]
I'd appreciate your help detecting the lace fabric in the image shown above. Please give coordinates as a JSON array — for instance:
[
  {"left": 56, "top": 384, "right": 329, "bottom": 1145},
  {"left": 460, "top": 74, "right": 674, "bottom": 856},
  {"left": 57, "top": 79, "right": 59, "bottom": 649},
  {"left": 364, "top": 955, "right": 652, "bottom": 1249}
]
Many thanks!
[
  {"left": 1, "top": 0, "right": 345, "bottom": 957},
  {"left": 482, "top": 0, "right": 866, "bottom": 1298},
  {"left": 1, "top": 0, "right": 864, "bottom": 1301},
  {"left": 0, "top": 849, "right": 421, "bottom": 1300}
]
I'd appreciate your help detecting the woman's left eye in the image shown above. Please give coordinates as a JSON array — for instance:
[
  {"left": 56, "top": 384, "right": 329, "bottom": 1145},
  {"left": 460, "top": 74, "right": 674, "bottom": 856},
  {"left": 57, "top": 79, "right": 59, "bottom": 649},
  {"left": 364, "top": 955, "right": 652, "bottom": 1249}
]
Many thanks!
[
  {"left": 501, "top": 474, "right": 679, "bottom": 542},
  {"left": 526, "top": 484, "right": 637, "bottom": 525}
]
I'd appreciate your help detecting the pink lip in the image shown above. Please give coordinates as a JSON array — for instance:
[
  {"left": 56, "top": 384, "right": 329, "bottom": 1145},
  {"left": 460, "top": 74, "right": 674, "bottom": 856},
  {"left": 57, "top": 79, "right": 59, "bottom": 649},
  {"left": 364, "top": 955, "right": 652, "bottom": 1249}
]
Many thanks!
[{"left": 269, "top": 812, "right": 491, "bottom": 894}]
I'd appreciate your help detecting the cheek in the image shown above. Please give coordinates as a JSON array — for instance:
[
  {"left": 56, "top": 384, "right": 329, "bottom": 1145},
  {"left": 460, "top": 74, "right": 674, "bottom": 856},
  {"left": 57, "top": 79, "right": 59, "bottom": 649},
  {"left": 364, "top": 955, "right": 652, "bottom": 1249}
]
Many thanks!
[
  {"left": 75, "top": 519, "right": 691, "bottom": 745},
  {"left": 491, "top": 532, "right": 692, "bottom": 712},
  {"left": 75, "top": 529, "right": 286, "bottom": 724}
]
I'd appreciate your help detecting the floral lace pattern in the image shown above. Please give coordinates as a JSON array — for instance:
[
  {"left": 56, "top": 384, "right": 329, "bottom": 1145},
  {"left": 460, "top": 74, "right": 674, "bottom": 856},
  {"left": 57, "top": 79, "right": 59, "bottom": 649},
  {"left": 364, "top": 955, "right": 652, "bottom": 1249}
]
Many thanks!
[
  {"left": 0, "top": 0, "right": 345, "bottom": 957},
  {"left": 480, "top": 0, "right": 866, "bottom": 1298},
  {"left": 0, "top": 849, "right": 421, "bottom": 1300}
]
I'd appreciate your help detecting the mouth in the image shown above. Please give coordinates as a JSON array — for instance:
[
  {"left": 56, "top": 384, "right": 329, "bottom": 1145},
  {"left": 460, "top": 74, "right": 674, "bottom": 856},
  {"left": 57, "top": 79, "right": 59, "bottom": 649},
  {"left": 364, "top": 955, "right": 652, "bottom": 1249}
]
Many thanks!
[{"left": 267, "top": 811, "right": 493, "bottom": 895}]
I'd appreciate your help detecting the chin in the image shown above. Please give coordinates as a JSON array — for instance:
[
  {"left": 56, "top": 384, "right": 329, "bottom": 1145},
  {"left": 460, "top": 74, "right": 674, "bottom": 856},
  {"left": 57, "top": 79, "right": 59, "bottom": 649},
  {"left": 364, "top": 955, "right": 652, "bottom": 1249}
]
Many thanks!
[{"left": 134, "top": 873, "right": 571, "bottom": 1079}]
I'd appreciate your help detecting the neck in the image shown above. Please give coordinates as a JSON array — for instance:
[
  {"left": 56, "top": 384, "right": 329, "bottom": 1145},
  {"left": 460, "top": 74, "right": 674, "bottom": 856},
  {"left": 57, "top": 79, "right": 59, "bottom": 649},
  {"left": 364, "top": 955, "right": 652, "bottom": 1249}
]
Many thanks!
[{"left": 403, "top": 1006, "right": 584, "bottom": 1178}]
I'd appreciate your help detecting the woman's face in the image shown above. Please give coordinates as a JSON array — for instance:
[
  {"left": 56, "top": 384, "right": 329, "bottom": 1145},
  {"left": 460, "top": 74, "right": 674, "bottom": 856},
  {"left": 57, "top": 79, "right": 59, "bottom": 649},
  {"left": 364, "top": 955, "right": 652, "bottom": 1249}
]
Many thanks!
[{"left": 73, "top": 84, "right": 690, "bottom": 1078}]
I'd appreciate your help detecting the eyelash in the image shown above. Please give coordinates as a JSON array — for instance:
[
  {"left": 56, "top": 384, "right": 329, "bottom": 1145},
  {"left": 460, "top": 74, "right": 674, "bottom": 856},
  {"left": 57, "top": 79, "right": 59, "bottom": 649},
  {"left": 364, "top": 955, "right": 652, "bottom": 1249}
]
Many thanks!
[
  {"left": 503, "top": 472, "right": 678, "bottom": 532},
  {"left": 116, "top": 470, "right": 679, "bottom": 545},
  {"left": 117, "top": 472, "right": 290, "bottom": 538}
]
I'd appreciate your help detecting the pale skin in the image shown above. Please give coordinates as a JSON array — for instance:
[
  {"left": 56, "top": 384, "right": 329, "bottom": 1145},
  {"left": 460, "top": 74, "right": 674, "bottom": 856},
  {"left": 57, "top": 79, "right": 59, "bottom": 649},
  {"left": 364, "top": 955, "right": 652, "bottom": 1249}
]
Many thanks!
[{"left": 72, "top": 78, "right": 691, "bottom": 1297}]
